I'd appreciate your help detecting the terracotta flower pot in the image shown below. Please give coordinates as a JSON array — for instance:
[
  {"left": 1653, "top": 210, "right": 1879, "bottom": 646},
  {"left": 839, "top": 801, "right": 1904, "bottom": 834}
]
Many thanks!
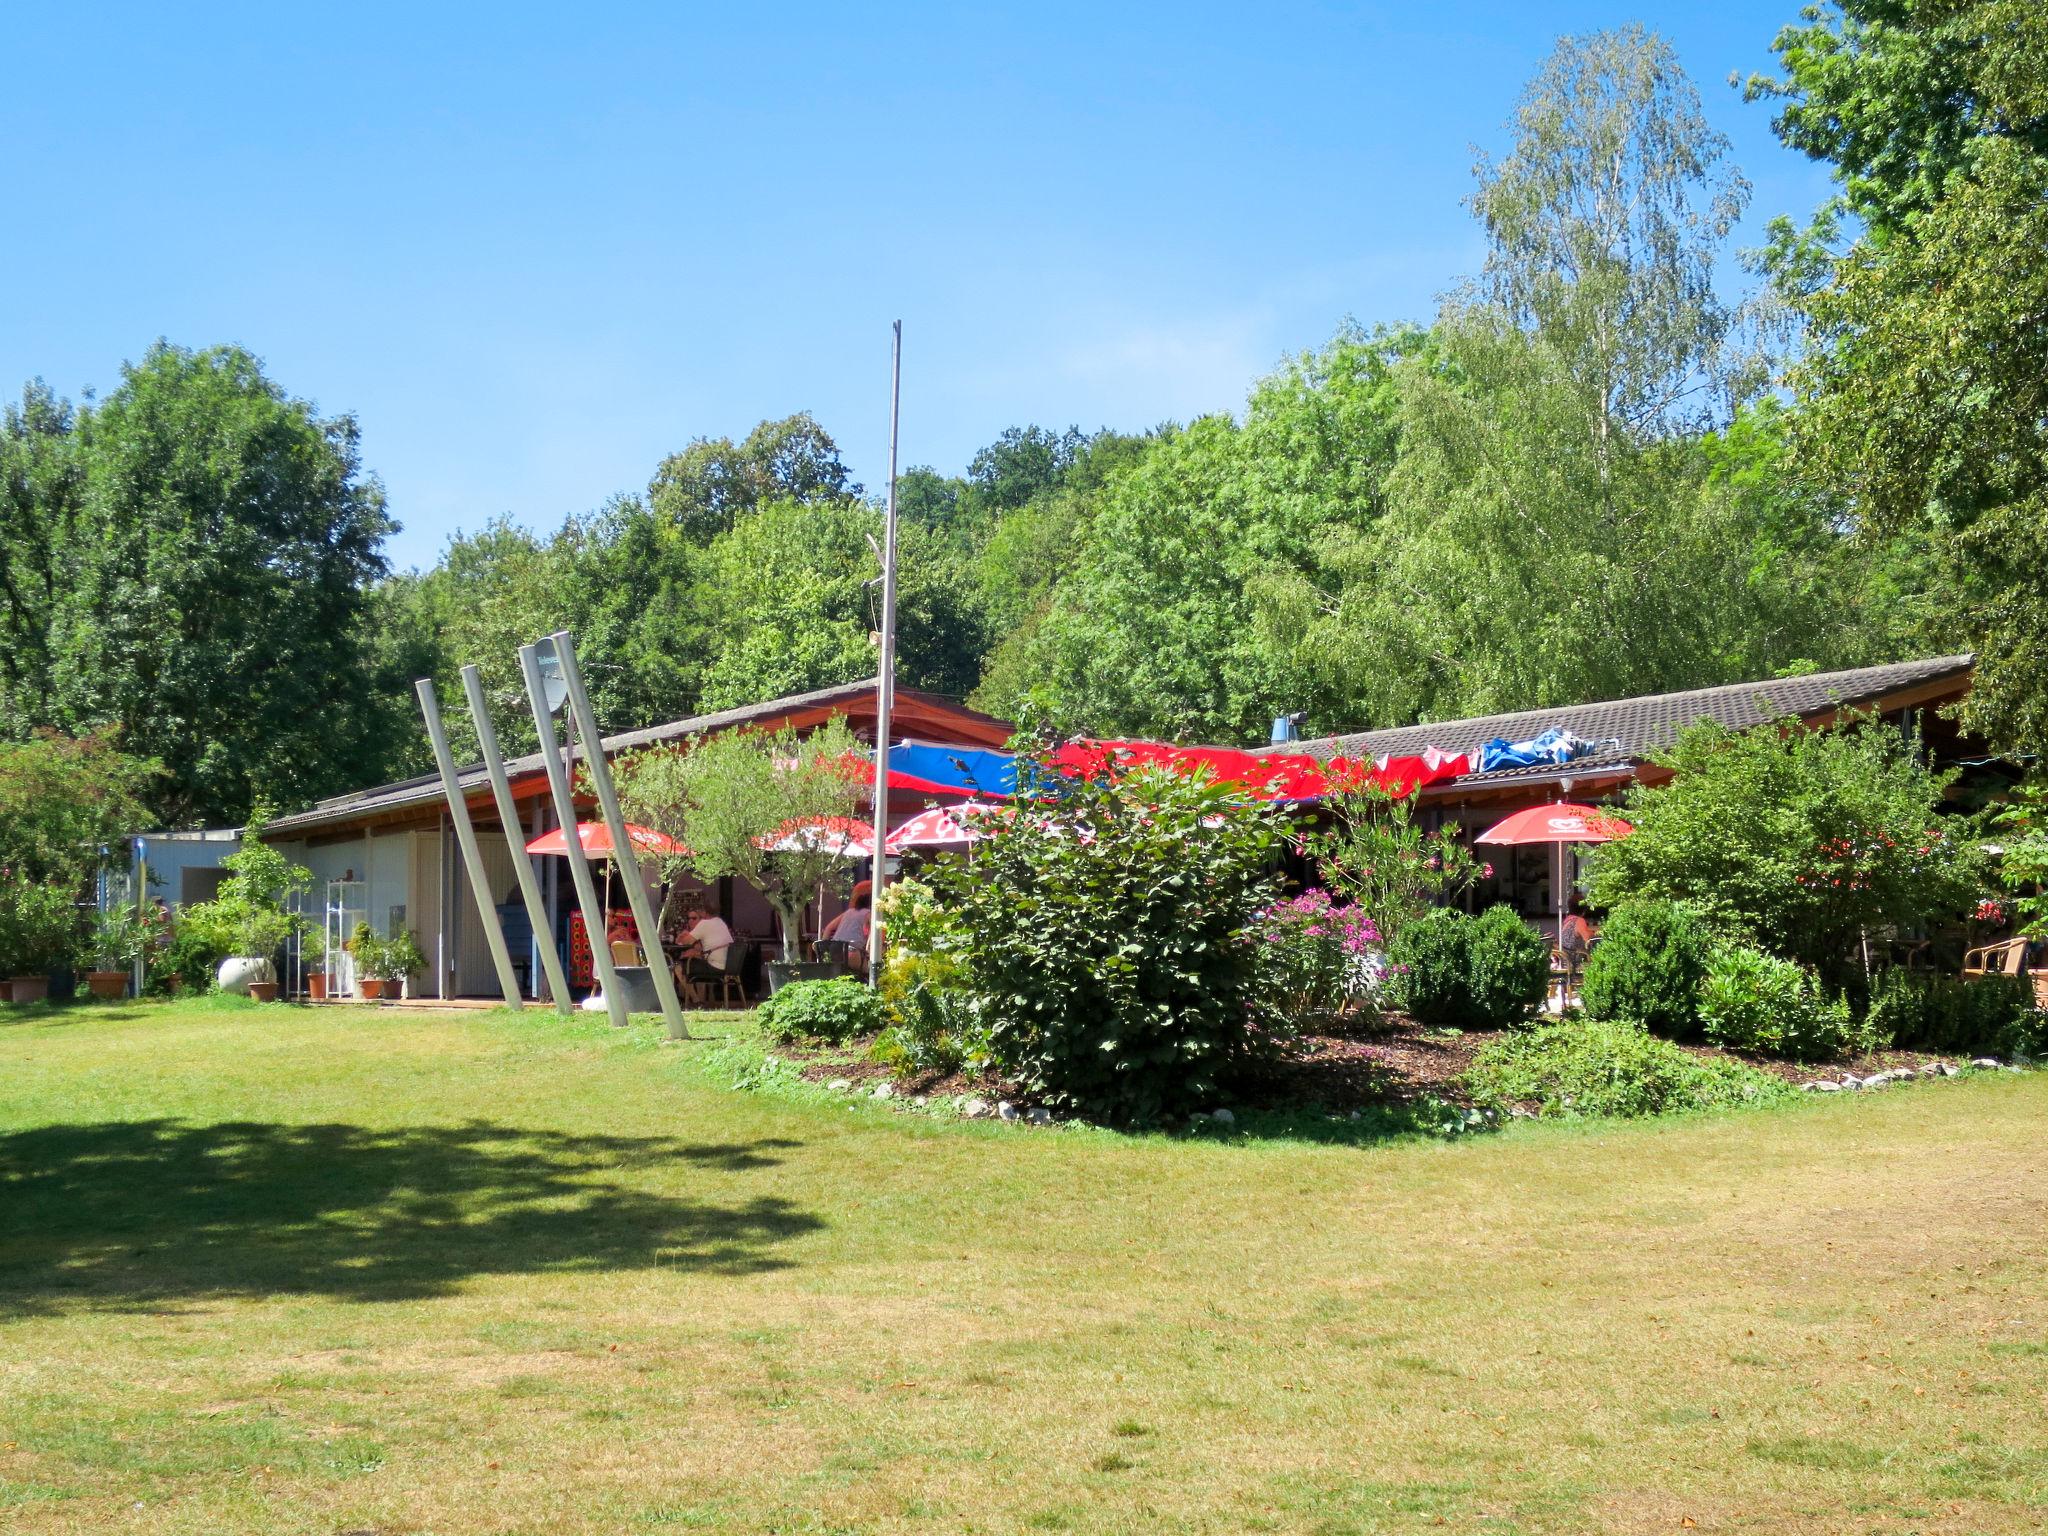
[
  {"left": 86, "top": 970, "right": 129, "bottom": 1001},
  {"left": 9, "top": 975, "right": 50, "bottom": 1004},
  {"left": 307, "top": 972, "right": 329, "bottom": 1001},
  {"left": 359, "top": 977, "right": 389, "bottom": 1001},
  {"left": 246, "top": 981, "right": 280, "bottom": 1003}
]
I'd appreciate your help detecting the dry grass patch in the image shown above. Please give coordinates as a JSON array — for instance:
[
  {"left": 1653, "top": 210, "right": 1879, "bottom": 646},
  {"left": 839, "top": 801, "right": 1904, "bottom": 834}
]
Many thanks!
[{"left": 1, "top": 996, "right": 2044, "bottom": 1533}]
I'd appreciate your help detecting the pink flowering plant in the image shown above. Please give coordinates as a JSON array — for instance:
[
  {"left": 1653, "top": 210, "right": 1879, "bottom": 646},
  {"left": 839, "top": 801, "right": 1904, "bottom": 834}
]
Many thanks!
[
  {"left": 1260, "top": 888, "right": 1384, "bottom": 1028},
  {"left": 1307, "top": 783, "right": 1483, "bottom": 941}
]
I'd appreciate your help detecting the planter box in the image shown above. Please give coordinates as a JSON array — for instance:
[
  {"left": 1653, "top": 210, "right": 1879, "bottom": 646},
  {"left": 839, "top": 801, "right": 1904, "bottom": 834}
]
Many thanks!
[
  {"left": 764, "top": 960, "right": 838, "bottom": 996},
  {"left": 8, "top": 975, "right": 49, "bottom": 1004},
  {"left": 306, "top": 973, "right": 330, "bottom": 1001},
  {"left": 85, "top": 971, "right": 129, "bottom": 1001},
  {"left": 358, "top": 977, "right": 389, "bottom": 1001}
]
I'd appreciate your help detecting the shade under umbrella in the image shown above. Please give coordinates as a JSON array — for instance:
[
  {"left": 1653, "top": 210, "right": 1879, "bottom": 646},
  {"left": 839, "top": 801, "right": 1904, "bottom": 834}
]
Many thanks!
[{"left": 526, "top": 821, "right": 685, "bottom": 858}]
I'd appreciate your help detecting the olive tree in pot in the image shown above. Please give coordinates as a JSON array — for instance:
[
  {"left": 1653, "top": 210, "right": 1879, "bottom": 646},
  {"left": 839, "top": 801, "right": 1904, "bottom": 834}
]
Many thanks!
[
  {"left": 82, "top": 904, "right": 160, "bottom": 1000},
  {"left": 182, "top": 811, "right": 311, "bottom": 1001},
  {"left": 615, "top": 718, "right": 866, "bottom": 994}
]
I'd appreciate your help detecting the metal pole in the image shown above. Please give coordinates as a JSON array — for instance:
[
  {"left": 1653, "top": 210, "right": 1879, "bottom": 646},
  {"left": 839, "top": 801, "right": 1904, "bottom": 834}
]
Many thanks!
[
  {"left": 417, "top": 679, "right": 525, "bottom": 1009},
  {"left": 519, "top": 639, "right": 629, "bottom": 1028},
  {"left": 549, "top": 631, "right": 692, "bottom": 1041},
  {"left": 868, "top": 320, "right": 902, "bottom": 983},
  {"left": 461, "top": 664, "right": 574, "bottom": 1013}
]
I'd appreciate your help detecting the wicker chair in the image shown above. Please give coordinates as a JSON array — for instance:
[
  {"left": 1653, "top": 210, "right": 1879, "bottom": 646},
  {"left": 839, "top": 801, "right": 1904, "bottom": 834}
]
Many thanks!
[{"left": 1961, "top": 936, "right": 2029, "bottom": 978}]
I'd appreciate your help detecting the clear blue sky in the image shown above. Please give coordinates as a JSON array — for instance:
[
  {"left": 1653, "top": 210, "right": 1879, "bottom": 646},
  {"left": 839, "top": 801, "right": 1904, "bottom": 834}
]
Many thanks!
[{"left": 3, "top": 2, "right": 1830, "bottom": 570}]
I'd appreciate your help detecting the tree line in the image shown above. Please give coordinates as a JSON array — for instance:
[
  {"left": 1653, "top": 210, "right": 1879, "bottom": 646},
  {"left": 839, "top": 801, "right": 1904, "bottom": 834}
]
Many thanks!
[{"left": 1, "top": 3, "right": 2040, "bottom": 829}]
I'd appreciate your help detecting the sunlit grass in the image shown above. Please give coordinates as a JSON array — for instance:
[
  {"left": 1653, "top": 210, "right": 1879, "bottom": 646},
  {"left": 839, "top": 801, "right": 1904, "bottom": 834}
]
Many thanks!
[{"left": 2, "top": 995, "right": 2044, "bottom": 1533}]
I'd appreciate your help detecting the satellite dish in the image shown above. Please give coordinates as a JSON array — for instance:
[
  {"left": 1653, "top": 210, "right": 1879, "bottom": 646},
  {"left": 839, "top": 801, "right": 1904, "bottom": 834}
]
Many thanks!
[{"left": 532, "top": 639, "right": 570, "bottom": 716}]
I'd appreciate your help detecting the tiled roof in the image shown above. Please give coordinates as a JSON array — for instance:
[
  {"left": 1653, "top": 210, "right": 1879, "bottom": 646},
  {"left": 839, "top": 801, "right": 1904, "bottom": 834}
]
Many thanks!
[
  {"left": 1271, "top": 655, "right": 1975, "bottom": 773},
  {"left": 266, "top": 679, "right": 1008, "bottom": 836}
]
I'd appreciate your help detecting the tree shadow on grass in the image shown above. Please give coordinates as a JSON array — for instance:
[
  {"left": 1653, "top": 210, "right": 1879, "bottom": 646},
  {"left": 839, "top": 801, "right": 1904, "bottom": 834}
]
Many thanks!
[{"left": 0, "top": 1119, "right": 822, "bottom": 1315}]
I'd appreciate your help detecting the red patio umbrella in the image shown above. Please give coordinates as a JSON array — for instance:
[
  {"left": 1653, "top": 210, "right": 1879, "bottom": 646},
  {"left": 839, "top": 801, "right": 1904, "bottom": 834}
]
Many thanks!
[
  {"left": 755, "top": 815, "right": 879, "bottom": 858},
  {"left": 525, "top": 821, "right": 685, "bottom": 859},
  {"left": 1476, "top": 802, "right": 1633, "bottom": 999}
]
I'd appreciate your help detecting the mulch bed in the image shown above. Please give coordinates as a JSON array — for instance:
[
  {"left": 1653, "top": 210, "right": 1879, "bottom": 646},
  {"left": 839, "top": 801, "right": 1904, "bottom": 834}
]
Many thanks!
[{"left": 778, "top": 1015, "right": 1983, "bottom": 1122}]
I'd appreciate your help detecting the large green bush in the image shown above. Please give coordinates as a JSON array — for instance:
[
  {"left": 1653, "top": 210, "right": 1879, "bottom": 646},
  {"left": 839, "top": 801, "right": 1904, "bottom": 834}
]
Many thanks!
[
  {"left": 928, "top": 758, "right": 1285, "bottom": 1124},
  {"left": 1389, "top": 905, "right": 1548, "bottom": 1029},
  {"left": 1467, "top": 1017, "right": 1794, "bottom": 1119},
  {"left": 1865, "top": 970, "right": 2042, "bottom": 1058},
  {"left": 1578, "top": 899, "right": 1712, "bottom": 1039},
  {"left": 759, "top": 977, "right": 883, "bottom": 1045},
  {"left": 1587, "top": 718, "right": 1982, "bottom": 985},
  {"left": 1698, "top": 946, "right": 1866, "bottom": 1061}
]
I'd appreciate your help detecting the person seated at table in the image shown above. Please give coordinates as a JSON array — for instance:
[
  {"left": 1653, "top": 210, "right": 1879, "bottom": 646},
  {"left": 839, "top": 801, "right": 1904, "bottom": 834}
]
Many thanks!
[
  {"left": 670, "top": 894, "right": 734, "bottom": 972},
  {"left": 820, "top": 882, "right": 871, "bottom": 969}
]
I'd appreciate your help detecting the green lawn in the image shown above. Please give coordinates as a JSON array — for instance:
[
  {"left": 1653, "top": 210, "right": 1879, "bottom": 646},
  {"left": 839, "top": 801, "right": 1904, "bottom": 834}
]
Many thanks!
[{"left": 2, "top": 999, "right": 2045, "bottom": 1535}]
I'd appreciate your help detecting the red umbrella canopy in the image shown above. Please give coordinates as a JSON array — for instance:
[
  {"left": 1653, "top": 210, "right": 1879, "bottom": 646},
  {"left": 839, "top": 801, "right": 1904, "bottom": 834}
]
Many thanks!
[
  {"left": 1475, "top": 803, "right": 1634, "bottom": 845},
  {"left": 525, "top": 821, "right": 685, "bottom": 858},
  {"left": 755, "top": 815, "right": 878, "bottom": 858}
]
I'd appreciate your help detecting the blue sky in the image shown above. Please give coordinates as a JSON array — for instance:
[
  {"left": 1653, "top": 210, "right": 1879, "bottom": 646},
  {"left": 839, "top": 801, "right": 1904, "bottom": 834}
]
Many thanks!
[{"left": 3, "top": 2, "right": 1832, "bottom": 570}]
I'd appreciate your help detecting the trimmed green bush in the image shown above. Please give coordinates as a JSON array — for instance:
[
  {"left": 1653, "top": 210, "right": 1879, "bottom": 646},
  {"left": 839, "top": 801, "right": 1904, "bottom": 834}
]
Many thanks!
[
  {"left": 874, "top": 951, "right": 982, "bottom": 1078},
  {"left": 1699, "top": 946, "right": 1868, "bottom": 1061},
  {"left": 1467, "top": 1017, "right": 1795, "bottom": 1120},
  {"left": 759, "top": 977, "right": 883, "bottom": 1045},
  {"left": 1578, "top": 899, "right": 1712, "bottom": 1039},
  {"left": 1865, "top": 970, "right": 2040, "bottom": 1057},
  {"left": 1390, "top": 905, "right": 1548, "bottom": 1029}
]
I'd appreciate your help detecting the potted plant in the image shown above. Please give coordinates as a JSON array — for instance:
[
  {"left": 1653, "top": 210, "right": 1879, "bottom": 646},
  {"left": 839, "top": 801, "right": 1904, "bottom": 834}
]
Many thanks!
[
  {"left": 82, "top": 905, "right": 152, "bottom": 1000},
  {"left": 302, "top": 923, "right": 330, "bottom": 1000},
  {"left": 350, "top": 922, "right": 387, "bottom": 1000},
  {"left": 181, "top": 812, "right": 312, "bottom": 1002},
  {"left": 0, "top": 879, "right": 80, "bottom": 1004},
  {"left": 354, "top": 925, "right": 423, "bottom": 1000}
]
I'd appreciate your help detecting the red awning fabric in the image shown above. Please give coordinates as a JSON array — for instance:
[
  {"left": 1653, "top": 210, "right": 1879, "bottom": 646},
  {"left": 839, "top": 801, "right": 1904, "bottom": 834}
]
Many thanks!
[
  {"left": 1045, "top": 740, "right": 1470, "bottom": 801},
  {"left": 526, "top": 821, "right": 684, "bottom": 858},
  {"left": 1474, "top": 803, "right": 1634, "bottom": 845}
]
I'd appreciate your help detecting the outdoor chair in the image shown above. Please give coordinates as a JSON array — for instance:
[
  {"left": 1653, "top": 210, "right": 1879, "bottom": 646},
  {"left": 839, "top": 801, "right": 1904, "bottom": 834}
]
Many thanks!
[
  {"left": 609, "top": 938, "right": 646, "bottom": 968},
  {"left": 1962, "top": 936, "right": 2029, "bottom": 978},
  {"left": 701, "top": 942, "right": 750, "bottom": 1009},
  {"left": 812, "top": 937, "right": 862, "bottom": 974}
]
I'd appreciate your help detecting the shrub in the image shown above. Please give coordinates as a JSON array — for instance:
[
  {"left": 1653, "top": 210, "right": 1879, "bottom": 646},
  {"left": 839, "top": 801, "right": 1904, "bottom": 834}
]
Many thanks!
[
  {"left": 1579, "top": 899, "right": 1712, "bottom": 1039},
  {"left": 1865, "top": 970, "right": 2038, "bottom": 1057},
  {"left": 929, "top": 758, "right": 1286, "bottom": 1124},
  {"left": 759, "top": 977, "right": 883, "bottom": 1045},
  {"left": 875, "top": 951, "right": 982, "bottom": 1077},
  {"left": 0, "top": 879, "right": 83, "bottom": 978},
  {"left": 1259, "top": 889, "right": 1382, "bottom": 1029},
  {"left": 1467, "top": 1017, "right": 1795, "bottom": 1120},
  {"left": 153, "top": 913, "right": 229, "bottom": 994},
  {"left": 1587, "top": 718, "right": 1983, "bottom": 988},
  {"left": 1389, "top": 905, "right": 1547, "bottom": 1029},
  {"left": 1698, "top": 946, "right": 1867, "bottom": 1061}
]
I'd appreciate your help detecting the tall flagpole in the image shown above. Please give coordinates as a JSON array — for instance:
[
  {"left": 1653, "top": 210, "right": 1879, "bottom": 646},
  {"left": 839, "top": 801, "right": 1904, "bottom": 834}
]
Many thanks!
[{"left": 868, "top": 321, "right": 902, "bottom": 983}]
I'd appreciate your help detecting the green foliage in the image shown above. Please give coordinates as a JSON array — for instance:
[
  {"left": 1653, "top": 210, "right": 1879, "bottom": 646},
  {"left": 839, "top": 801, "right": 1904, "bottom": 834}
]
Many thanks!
[
  {"left": 22, "top": 343, "right": 397, "bottom": 824},
  {"left": 1865, "top": 969, "right": 2040, "bottom": 1057},
  {"left": 1579, "top": 899, "right": 1713, "bottom": 1040},
  {"left": 152, "top": 911, "right": 228, "bottom": 994},
  {"left": 1758, "top": 2, "right": 2048, "bottom": 754},
  {"left": 181, "top": 813, "right": 310, "bottom": 962},
  {"left": 1389, "top": 906, "right": 1549, "bottom": 1030},
  {"left": 84, "top": 903, "right": 164, "bottom": 972},
  {"left": 1307, "top": 785, "right": 1481, "bottom": 939},
  {"left": 615, "top": 718, "right": 865, "bottom": 962},
  {"left": 927, "top": 758, "right": 1285, "bottom": 1124},
  {"left": 1698, "top": 946, "right": 1866, "bottom": 1062},
  {"left": 759, "top": 977, "right": 883, "bottom": 1046},
  {"left": 1256, "top": 889, "right": 1384, "bottom": 1031},
  {"left": 1588, "top": 718, "right": 1982, "bottom": 983},
  {"left": 1467, "top": 1017, "right": 1795, "bottom": 1120},
  {"left": 0, "top": 879, "right": 81, "bottom": 977},
  {"left": 1991, "top": 780, "right": 2048, "bottom": 938},
  {"left": 647, "top": 412, "right": 855, "bottom": 542},
  {"left": 0, "top": 731, "right": 158, "bottom": 888},
  {"left": 353, "top": 928, "right": 425, "bottom": 984},
  {"left": 872, "top": 877, "right": 983, "bottom": 1077}
]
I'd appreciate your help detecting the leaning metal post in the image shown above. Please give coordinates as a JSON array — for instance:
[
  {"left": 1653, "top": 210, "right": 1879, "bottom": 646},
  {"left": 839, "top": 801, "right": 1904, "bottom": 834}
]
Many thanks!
[
  {"left": 548, "top": 630, "right": 691, "bottom": 1041},
  {"left": 867, "top": 319, "right": 903, "bottom": 982},
  {"left": 416, "top": 678, "right": 526, "bottom": 1010},
  {"left": 519, "top": 639, "right": 629, "bottom": 1028},
  {"left": 461, "top": 664, "right": 574, "bottom": 1013}
]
